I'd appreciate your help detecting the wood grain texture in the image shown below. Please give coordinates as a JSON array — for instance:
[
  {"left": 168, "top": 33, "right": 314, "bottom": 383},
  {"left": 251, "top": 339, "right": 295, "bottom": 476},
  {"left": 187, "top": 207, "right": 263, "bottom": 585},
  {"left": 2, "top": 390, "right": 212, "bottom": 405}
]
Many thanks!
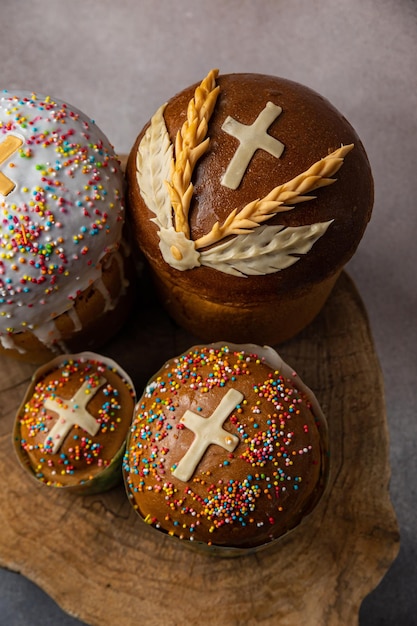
[{"left": 0, "top": 272, "right": 399, "bottom": 626}]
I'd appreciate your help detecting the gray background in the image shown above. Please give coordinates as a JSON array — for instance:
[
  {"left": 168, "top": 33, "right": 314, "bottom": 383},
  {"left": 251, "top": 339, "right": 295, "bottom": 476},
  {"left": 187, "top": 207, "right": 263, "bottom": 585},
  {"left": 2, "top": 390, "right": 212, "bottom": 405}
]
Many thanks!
[{"left": 0, "top": 0, "right": 416, "bottom": 624}]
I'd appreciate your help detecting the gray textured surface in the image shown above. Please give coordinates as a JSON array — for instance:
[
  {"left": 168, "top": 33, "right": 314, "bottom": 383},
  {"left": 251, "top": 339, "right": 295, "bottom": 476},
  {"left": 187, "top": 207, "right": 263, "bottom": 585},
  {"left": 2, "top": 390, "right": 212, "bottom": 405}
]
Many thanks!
[{"left": 1, "top": 1, "right": 416, "bottom": 624}]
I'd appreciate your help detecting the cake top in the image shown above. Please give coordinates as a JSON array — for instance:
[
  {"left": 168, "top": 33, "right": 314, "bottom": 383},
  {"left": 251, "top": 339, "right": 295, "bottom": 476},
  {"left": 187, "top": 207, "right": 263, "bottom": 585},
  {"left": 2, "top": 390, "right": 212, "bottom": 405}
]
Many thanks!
[
  {"left": 124, "top": 344, "right": 328, "bottom": 551},
  {"left": 128, "top": 69, "right": 373, "bottom": 297},
  {"left": 15, "top": 352, "right": 136, "bottom": 490},
  {"left": 129, "top": 70, "right": 372, "bottom": 286},
  {"left": 0, "top": 91, "right": 125, "bottom": 335}
]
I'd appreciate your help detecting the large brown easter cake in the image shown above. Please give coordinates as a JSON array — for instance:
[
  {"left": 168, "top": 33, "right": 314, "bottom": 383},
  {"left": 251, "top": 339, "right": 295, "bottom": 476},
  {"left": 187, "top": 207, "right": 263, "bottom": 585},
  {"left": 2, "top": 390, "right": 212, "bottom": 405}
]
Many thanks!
[{"left": 126, "top": 69, "right": 373, "bottom": 344}]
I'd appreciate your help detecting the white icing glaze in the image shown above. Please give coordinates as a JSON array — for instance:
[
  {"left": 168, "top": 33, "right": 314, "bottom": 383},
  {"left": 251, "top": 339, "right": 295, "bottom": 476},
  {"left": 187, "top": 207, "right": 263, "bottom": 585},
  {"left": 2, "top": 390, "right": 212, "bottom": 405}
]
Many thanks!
[
  {"left": 0, "top": 90, "right": 125, "bottom": 336},
  {"left": 4, "top": 245, "right": 130, "bottom": 354},
  {"left": 66, "top": 306, "right": 82, "bottom": 332},
  {"left": 221, "top": 101, "right": 284, "bottom": 190},
  {"left": 172, "top": 387, "right": 242, "bottom": 482},
  {"left": 111, "top": 249, "right": 130, "bottom": 293},
  {"left": 93, "top": 248, "right": 130, "bottom": 312},
  {"left": 30, "top": 318, "right": 63, "bottom": 352},
  {"left": 94, "top": 277, "right": 114, "bottom": 312}
]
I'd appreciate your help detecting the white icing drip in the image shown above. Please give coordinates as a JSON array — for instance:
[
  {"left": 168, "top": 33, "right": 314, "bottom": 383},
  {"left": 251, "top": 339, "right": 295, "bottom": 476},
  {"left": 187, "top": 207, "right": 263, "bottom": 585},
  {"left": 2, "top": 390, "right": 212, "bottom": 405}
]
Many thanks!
[
  {"left": 55, "top": 338, "right": 71, "bottom": 353},
  {"left": 118, "top": 238, "right": 131, "bottom": 260},
  {"left": 0, "top": 247, "right": 131, "bottom": 355},
  {"left": 66, "top": 306, "right": 82, "bottom": 332},
  {"left": 111, "top": 249, "right": 130, "bottom": 293},
  {"left": 0, "top": 333, "right": 26, "bottom": 354},
  {"left": 94, "top": 277, "right": 115, "bottom": 313},
  {"left": 95, "top": 248, "right": 130, "bottom": 312},
  {"left": 30, "top": 319, "right": 63, "bottom": 353}
]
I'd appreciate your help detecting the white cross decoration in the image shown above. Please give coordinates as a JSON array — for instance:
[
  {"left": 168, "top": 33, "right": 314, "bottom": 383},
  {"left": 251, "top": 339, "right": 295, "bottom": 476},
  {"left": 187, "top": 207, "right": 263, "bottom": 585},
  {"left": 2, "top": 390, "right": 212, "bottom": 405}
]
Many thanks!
[
  {"left": 221, "top": 101, "right": 285, "bottom": 190},
  {"left": 172, "top": 388, "right": 243, "bottom": 482},
  {"left": 43, "top": 378, "right": 105, "bottom": 454}
]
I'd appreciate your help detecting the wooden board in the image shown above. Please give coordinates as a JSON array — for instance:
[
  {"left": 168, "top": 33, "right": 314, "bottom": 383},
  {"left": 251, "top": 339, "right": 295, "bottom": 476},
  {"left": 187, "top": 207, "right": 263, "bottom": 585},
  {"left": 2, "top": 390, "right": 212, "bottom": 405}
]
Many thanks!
[{"left": 0, "top": 272, "right": 399, "bottom": 626}]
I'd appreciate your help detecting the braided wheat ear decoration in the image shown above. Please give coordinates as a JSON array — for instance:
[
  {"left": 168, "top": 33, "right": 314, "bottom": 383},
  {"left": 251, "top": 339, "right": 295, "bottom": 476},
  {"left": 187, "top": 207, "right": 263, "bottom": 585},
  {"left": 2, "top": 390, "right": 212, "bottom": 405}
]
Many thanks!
[
  {"left": 136, "top": 69, "right": 354, "bottom": 276},
  {"left": 165, "top": 69, "right": 220, "bottom": 238},
  {"left": 194, "top": 144, "right": 353, "bottom": 250}
]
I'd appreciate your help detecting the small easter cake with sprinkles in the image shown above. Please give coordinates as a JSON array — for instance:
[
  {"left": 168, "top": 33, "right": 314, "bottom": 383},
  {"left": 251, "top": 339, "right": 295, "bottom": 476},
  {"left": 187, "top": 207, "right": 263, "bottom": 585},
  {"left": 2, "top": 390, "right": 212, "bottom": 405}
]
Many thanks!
[
  {"left": 0, "top": 90, "right": 133, "bottom": 363},
  {"left": 123, "top": 343, "right": 328, "bottom": 554},
  {"left": 14, "top": 352, "right": 136, "bottom": 494}
]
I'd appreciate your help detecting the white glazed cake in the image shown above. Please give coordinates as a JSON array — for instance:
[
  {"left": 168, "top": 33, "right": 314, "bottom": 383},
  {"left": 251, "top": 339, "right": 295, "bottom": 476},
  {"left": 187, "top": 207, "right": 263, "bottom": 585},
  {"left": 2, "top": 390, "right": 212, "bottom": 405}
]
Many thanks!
[{"left": 0, "top": 90, "right": 133, "bottom": 362}]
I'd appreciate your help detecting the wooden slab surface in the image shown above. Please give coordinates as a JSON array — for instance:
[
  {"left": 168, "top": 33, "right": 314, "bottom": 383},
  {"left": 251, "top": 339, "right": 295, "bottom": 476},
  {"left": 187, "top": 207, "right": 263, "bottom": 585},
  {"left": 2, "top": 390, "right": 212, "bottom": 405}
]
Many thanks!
[{"left": 0, "top": 271, "right": 400, "bottom": 626}]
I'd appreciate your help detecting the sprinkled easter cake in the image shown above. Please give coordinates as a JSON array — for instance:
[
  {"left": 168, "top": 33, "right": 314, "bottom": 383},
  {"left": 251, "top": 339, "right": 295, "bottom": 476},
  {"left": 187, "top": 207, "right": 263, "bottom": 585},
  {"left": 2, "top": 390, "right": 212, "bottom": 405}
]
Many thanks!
[
  {"left": 15, "top": 352, "right": 136, "bottom": 493},
  {"left": 123, "top": 344, "right": 328, "bottom": 553},
  {"left": 126, "top": 69, "right": 373, "bottom": 344},
  {"left": 0, "top": 90, "right": 133, "bottom": 363}
]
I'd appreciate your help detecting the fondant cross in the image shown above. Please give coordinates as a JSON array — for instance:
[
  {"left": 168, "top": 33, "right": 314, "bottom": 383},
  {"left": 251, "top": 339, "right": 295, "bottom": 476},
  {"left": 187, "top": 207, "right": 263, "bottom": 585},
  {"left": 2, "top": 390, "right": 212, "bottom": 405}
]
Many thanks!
[
  {"left": 172, "top": 388, "right": 243, "bottom": 482},
  {"left": 221, "top": 101, "right": 284, "bottom": 190},
  {"left": 44, "top": 378, "right": 105, "bottom": 454},
  {"left": 0, "top": 135, "right": 23, "bottom": 196}
]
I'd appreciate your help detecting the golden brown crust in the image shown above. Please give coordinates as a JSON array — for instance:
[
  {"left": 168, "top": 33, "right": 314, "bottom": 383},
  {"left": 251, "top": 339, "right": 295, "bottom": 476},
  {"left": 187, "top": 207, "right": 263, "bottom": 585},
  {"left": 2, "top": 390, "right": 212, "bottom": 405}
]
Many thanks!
[
  {"left": 124, "top": 345, "right": 328, "bottom": 550},
  {"left": 150, "top": 266, "right": 341, "bottom": 344}
]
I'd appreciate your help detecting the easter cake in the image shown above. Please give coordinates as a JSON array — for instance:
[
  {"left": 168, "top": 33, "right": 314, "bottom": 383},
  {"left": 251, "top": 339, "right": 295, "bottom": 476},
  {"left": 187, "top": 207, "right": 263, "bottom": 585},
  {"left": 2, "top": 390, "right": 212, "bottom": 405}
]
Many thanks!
[
  {"left": 15, "top": 352, "right": 136, "bottom": 493},
  {"left": 126, "top": 69, "right": 373, "bottom": 344},
  {"left": 0, "top": 90, "right": 133, "bottom": 363},
  {"left": 123, "top": 343, "right": 328, "bottom": 554}
]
